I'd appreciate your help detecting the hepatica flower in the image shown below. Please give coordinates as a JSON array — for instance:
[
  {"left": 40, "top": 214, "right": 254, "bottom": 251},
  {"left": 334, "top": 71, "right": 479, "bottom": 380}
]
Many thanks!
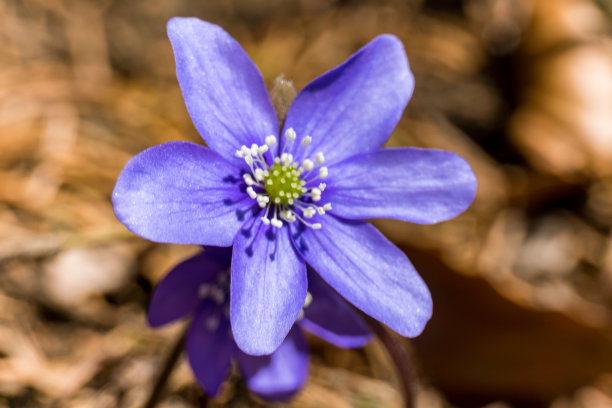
[
  {"left": 113, "top": 17, "right": 477, "bottom": 355},
  {"left": 149, "top": 247, "right": 372, "bottom": 399}
]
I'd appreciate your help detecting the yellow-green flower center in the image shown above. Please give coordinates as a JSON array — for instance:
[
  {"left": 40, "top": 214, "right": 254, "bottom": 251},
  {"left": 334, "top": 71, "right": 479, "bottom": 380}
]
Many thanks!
[{"left": 264, "top": 163, "right": 306, "bottom": 205}]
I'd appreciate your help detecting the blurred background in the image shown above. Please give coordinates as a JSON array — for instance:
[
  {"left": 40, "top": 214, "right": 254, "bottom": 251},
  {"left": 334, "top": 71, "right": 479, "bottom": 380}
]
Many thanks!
[{"left": 2, "top": 0, "right": 612, "bottom": 407}]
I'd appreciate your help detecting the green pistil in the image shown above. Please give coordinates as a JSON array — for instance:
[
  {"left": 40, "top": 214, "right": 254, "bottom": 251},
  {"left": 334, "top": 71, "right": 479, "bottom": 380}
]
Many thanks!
[{"left": 264, "top": 162, "right": 306, "bottom": 205}]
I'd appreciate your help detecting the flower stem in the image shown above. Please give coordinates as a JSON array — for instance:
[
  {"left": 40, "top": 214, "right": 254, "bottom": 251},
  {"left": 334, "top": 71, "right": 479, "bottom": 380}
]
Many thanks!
[
  {"left": 143, "top": 326, "right": 189, "bottom": 408},
  {"left": 360, "top": 313, "right": 416, "bottom": 408}
]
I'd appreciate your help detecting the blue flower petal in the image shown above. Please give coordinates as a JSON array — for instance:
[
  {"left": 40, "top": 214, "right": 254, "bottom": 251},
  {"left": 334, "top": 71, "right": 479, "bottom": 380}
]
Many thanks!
[
  {"left": 186, "top": 303, "right": 233, "bottom": 397},
  {"left": 167, "top": 17, "right": 278, "bottom": 161},
  {"left": 300, "top": 269, "right": 373, "bottom": 348},
  {"left": 282, "top": 35, "right": 414, "bottom": 166},
  {"left": 231, "top": 217, "right": 307, "bottom": 355},
  {"left": 147, "top": 250, "right": 228, "bottom": 327},
  {"left": 325, "top": 148, "right": 477, "bottom": 224},
  {"left": 112, "top": 141, "right": 253, "bottom": 246},
  {"left": 292, "top": 216, "right": 432, "bottom": 337},
  {"left": 237, "top": 326, "right": 309, "bottom": 401}
]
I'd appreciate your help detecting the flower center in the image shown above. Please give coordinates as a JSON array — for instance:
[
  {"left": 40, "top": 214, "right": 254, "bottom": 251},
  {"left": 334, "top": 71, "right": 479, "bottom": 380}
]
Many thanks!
[
  {"left": 235, "top": 128, "right": 331, "bottom": 229},
  {"left": 264, "top": 162, "right": 305, "bottom": 206}
]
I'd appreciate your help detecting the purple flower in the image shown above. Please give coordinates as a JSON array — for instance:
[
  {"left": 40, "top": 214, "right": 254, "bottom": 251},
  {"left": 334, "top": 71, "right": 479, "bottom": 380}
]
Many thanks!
[
  {"left": 113, "top": 17, "right": 477, "bottom": 355},
  {"left": 148, "top": 247, "right": 372, "bottom": 400}
]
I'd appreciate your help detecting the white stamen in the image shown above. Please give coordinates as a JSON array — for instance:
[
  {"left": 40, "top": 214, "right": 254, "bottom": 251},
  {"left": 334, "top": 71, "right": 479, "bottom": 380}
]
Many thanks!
[
  {"left": 198, "top": 284, "right": 211, "bottom": 299},
  {"left": 303, "top": 207, "right": 316, "bottom": 219},
  {"left": 315, "top": 152, "right": 325, "bottom": 165},
  {"left": 246, "top": 187, "right": 257, "bottom": 199},
  {"left": 241, "top": 145, "right": 250, "bottom": 155},
  {"left": 304, "top": 292, "right": 313, "bottom": 308},
  {"left": 205, "top": 316, "right": 219, "bottom": 331},
  {"left": 217, "top": 273, "right": 228, "bottom": 285},
  {"left": 323, "top": 203, "right": 332, "bottom": 211},
  {"left": 258, "top": 145, "right": 268, "bottom": 154},
  {"left": 243, "top": 174, "right": 254, "bottom": 186},
  {"left": 319, "top": 183, "right": 326, "bottom": 191},
  {"left": 302, "top": 159, "right": 314, "bottom": 171},
  {"left": 285, "top": 128, "right": 296, "bottom": 141},
  {"left": 319, "top": 166, "right": 328, "bottom": 178},
  {"left": 250, "top": 144, "right": 259, "bottom": 156},
  {"left": 301, "top": 136, "right": 312, "bottom": 146},
  {"left": 265, "top": 135, "right": 277, "bottom": 146},
  {"left": 261, "top": 217, "right": 270, "bottom": 225},
  {"left": 271, "top": 218, "right": 283, "bottom": 228},
  {"left": 244, "top": 155, "right": 253, "bottom": 165},
  {"left": 235, "top": 150, "right": 244, "bottom": 158},
  {"left": 254, "top": 168, "right": 265, "bottom": 181},
  {"left": 210, "top": 287, "right": 225, "bottom": 304},
  {"left": 312, "top": 223, "right": 322, "bottom": 229}
]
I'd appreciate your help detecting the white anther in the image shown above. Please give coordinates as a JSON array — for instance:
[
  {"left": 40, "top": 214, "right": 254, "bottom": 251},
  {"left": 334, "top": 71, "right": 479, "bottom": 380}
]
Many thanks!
[
  {"left": 241, "top": 145, "right": 250, "bottom": 155},
  {"left": 258, "top": 145, "right": 269, "bottom": 154},
  {"left": 254, "top": 168, "right": 265, "bottom": 181},
  {"left": 250, "top": 144, "right": 259, "bottom": 156},
  {"left": 286, "top": 154, "right": 293, "bottom": 163},
  {"left": 304, "top": 292, "right": 313, "bottom": 308},
  {"left": 235, "top": 150, "right": 244, "bottom": 158},
  {"left": 323, "top": 203, "right": 332, "bottom": 211},
  {"left": 245, "top": 155, "right": 253, "bottom": 165},
  {"left": 205, "top": 316, "right": 219, "bottom": 331},
  {"left": 217, "top": 273, "right": 228, "bottom": 285},
  {"left": 317, "top": 207, "right": 326, "bottom": 215},
  {"left": 312, "top": 223, "right": 322, "bottom": 229},
  {"left": 271, "top": 218, "right": 283, "bottom": 228},
  {"left": 319, "top": 166, "right": 328, "bottom": 178},
  {"left": 281, "top": 153, "right": 288, "bottom": 163},
  {"left": 312, "top": 188, "right": 321, "bottom": 196},
  {"left": 246, "top": 187, "right": 257, "bottom": 199},
  {"left": 303, "top": 207, "right": 316, "bottom": 219},
  {"left": 257, "top": 196, "right": 269, "bottom": 206},
  {"left": 243, "top": 174, "right": 254, "bottom": 186},
  {"left": 301, "top": 136, "right": 312, "bottom": 146},
  {"left": 319, "top": 183, "right": 326, "bottom": 191},
  {"left": 265, "top": 135, "right": 277, "bottom": 146},
  {"left": 302, "top": 159, "right": 314, "bottom": 171},
  {"left": 210, "top": 287, "right": 225, "bottom": 304},
  {"left": 285, "top": 128, "right": 296, "bottom": 141},
  {"left": 261, "top": 217, "right": 270, "bottom": 225},
  {"left": 198, "top": 284, "right": 211, "bottom": 299},
  {"left": 315, "top": 152, "right": 325, "bottom": 165}
]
